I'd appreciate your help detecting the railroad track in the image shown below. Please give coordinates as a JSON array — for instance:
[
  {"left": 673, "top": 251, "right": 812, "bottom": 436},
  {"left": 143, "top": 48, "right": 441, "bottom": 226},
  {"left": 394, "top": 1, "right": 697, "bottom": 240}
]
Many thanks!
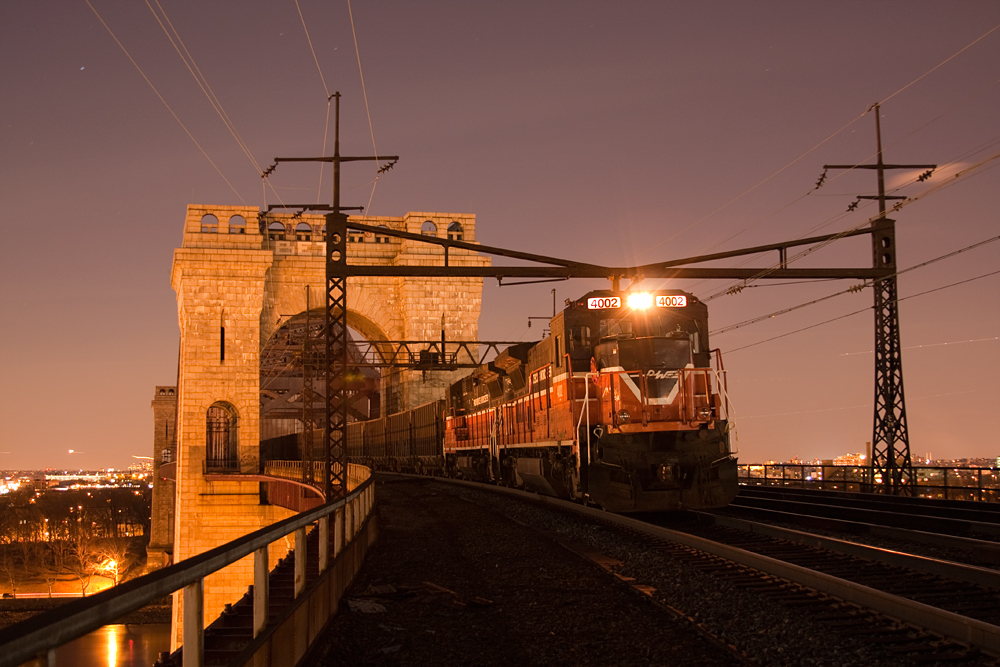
[
  {"left": 399, "top": 474, "right": 1000, "bottom": 665},
  {"left": 722, "top": 487, "right": 1000, "bottom": 566}
]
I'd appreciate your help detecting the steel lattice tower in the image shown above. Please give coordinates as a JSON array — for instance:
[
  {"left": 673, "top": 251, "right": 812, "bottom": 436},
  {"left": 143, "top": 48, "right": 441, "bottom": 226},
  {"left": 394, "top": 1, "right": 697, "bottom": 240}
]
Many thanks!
[{"left": 825, "top": 103, "right": 934, "bottom": 494}]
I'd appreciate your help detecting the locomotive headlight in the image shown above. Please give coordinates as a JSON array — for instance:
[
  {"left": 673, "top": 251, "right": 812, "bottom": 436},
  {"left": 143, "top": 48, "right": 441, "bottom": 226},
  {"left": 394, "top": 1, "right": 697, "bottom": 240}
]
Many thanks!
[
  {"left": 697, "top": 406, "right": 713, "bottom": 420},
  {"left": 627, "top": 292, "right": 653, "bottom": 310},
  {"left": 617, "top": 409, "right": 631, "bottom": 423}
]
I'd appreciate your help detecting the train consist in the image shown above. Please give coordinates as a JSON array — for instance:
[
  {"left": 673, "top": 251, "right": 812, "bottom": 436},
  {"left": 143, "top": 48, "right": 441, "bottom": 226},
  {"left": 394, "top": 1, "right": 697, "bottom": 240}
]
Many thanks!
[{"left": 346, "top": 289, "right": 738, "bottom": 511}]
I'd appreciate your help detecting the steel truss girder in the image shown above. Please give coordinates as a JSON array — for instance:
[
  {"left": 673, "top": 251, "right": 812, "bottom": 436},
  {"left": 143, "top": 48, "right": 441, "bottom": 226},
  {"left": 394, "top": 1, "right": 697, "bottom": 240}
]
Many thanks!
[
  {"left": 341, "top": 221, "right": 886, "bottom": 281},
  {"left": 348, "top": 340, "right": 525, "bottom": 369},
  {"left": 341, "top": 266, "right": 891, "bottom": 280}
]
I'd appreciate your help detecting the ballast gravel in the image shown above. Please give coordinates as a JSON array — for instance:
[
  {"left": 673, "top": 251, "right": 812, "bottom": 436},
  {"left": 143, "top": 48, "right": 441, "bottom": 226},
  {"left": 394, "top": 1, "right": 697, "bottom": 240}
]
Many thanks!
[{"left": 318, "top": 477, "right": 951, "bottom": 667}]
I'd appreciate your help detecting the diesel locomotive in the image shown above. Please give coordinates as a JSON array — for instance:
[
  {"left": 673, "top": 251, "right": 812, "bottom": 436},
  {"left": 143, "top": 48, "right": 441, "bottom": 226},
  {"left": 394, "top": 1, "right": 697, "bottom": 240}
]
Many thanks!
[{"left": 347, "top": 289, "right": 738, "bottom": 512}]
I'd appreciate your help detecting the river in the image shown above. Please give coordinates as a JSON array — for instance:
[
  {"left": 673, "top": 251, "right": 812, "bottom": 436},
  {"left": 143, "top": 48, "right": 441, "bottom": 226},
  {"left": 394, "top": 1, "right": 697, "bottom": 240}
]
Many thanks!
[{"left": 45, "top": 624, "right": 170, "bottom": 667}]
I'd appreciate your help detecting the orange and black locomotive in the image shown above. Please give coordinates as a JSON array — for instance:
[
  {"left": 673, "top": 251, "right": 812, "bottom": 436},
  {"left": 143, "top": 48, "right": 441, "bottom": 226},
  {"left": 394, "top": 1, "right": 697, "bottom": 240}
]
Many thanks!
[{"left": 347, "top": 289, "right": 738, "bottom": 512}]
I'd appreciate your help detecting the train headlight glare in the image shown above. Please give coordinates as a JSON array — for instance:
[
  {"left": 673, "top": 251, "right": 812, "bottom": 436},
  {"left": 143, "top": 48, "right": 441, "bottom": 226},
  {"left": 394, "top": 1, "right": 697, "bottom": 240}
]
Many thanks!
[
  {"left": 617, "top": 409, "right": 631, "bottom": 423},
  {"left": 627, "top": 292, "right": 653, "bottom": 310}
]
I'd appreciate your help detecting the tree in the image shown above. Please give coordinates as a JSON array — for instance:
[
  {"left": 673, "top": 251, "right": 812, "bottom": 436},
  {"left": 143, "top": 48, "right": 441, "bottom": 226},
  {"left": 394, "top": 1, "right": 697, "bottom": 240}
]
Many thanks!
[
  {"left": 96, "top": 538, "right": 134, "bottom": 587},
  {"left": 0, "top": 545, "right": 21, "bottom": 598},
  {"left": 40, "top": 541, "right": 71, "bottom": 597},
  {"left": 68, "top": 531, "right": 98, "bottom": 596}
]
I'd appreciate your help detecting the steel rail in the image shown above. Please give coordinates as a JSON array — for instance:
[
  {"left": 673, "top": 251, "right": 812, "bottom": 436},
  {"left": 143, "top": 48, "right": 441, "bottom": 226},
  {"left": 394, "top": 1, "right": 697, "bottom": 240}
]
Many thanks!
[
  {"left": 395, "top": 474, "right": 1000, "bottom": 657},
  {"left": 718, "top": 504, "right": 1000, "bottom": 564},
  {"left": 730, "top": 496, "right": 1000, "bottom": 538},
  {"left": 0, "top": 474, "right": 374, "bottom": 667},
  {"left": 704, "top": 513, "right": 1000, "bottom": 590}
]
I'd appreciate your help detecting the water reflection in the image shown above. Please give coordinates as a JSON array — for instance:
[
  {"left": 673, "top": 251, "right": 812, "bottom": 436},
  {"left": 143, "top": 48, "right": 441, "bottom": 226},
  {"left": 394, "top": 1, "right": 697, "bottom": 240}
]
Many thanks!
[{"left": 46, "top": 624, "right": 170, "bottom": 667}]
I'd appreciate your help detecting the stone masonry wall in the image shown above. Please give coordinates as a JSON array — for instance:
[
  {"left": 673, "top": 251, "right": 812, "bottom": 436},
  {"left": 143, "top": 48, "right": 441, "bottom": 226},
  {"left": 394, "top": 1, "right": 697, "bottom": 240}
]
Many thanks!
[
  {"left": 167, "top": 205, "right": 489, "bottom": 647},
  {"left": 148, "top": 386, "right": 177, "bottom": 569}
]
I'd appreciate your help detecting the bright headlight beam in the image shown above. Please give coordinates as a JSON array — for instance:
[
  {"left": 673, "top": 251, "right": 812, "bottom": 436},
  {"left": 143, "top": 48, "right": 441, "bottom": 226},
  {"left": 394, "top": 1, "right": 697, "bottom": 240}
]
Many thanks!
[{"left": 627, "top": 292, "right": 653, "bottom": 309}]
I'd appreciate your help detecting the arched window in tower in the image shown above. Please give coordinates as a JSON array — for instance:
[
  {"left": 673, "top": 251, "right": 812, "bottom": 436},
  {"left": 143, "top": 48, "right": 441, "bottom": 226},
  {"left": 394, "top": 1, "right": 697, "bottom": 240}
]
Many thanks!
[
  {"left": 200, "top": 214, "right": 219, "bottom": 233},
  {"left": 447, "top": 222, "right": 464, "bottom": 241},
  {"left": 206, "top": 402, "right": 238, "bottom": 472},
  {"left": 375, "top": 225, "right": 391, "bottom": 244},
  {"left": 268, "top": 221, "right": 287, "bottom": 241},
  {"left": 420, "top": 220, "right": 437, "bottom": 236},
  {"left": 228, "top": 215, "right": 246, "bottom": 234},
  {"left": 295, "top": 222, "right": 312, "bottom": 241}
]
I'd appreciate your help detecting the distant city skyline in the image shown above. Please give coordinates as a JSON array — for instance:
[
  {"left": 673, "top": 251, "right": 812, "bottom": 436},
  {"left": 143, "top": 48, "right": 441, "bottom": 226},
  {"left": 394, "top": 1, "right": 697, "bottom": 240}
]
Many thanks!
[{"left": 2, "top": 2, "right": 998, "bottom": 468}]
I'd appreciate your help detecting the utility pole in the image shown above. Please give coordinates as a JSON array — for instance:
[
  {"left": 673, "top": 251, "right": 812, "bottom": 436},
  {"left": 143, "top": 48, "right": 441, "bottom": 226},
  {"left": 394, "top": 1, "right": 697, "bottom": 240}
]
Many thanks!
[
  {"left": 272, "top": 92, "right": 399, "bottom": 499},
  {"left": 822, "top": 103, "right": 935, "bottom": 495}
]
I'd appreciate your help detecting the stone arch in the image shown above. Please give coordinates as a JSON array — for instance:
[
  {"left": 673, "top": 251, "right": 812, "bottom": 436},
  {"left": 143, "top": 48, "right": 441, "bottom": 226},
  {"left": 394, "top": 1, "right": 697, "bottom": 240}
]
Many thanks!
[
  {"left": 228, "top": 215, "right": 246, "bottom": 234},
  {"left": 420, "top": 220, "right": 437, "bottom": 236},
  {"left": 447, "top": 221, "right": 464, "bottom": 241}
]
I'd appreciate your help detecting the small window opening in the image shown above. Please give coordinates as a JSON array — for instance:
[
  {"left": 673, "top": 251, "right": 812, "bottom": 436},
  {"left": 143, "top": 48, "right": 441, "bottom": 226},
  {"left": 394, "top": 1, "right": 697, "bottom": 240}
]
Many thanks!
[
  {"left": 228, "top": 215, "right": 246, "bottom": 234},
  {"left": 447, "top": 222, "right": 464, "bottom": 241},
  {"left": 268, "top": 221, "right": 286, "bottom": 241},
  {"left": 295, "top": 222, "right": 312, "bottom": 241},
  {"left": 420, "top": 220, "right": 437, "bottom": 236},
  {"left": 200, "top": 214, "right": 219, "bottom": 233},
  {"left": 221, "top": 326, "right": 226, "bottom": 362}
]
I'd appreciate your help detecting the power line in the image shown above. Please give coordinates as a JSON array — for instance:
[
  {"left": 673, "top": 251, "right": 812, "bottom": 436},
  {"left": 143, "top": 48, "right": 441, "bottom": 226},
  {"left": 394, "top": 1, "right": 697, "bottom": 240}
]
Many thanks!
[
  {"left": 347, "top": 0, "right": 382, "bottom": 216},
  {"left": 712, "top": 233, "right": 1000, "bottom": 335},
  {"left": 292, "top": 0, "right": 335, "bottom": 205},
  {"left": 639, "top": 20, "right": 1000, "bottom": 260},
  {"left": 725, "top": 267, "right": 1000, "bottom": 354},
  {"left": 701, "top": 145, "right": 1000, "bottom": 304},
  {"left": 145, "top": 1, "right": 291, "bottom": 210},
  {"left": 84, "top": 0, "right": 246, "bottom": 203}
]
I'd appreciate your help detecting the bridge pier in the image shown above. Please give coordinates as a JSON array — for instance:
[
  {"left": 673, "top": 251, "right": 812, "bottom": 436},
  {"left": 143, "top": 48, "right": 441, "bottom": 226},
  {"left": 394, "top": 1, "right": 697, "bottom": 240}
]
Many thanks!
[{"left": 162, "top": 205, "right": 487, "bottom": 649}]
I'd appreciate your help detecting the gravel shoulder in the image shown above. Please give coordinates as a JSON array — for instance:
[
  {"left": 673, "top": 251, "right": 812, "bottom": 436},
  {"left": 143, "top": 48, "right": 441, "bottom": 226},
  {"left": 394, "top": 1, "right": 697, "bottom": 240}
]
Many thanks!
[{"left": 318, "top": 476, "right": 744, "bottom": 667}]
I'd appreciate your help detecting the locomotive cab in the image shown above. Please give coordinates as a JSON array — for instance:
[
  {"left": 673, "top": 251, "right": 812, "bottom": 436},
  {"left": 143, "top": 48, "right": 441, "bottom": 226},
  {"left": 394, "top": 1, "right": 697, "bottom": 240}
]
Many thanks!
[{"left": 565, "top": 289, "right": 737, "bottom": 511}]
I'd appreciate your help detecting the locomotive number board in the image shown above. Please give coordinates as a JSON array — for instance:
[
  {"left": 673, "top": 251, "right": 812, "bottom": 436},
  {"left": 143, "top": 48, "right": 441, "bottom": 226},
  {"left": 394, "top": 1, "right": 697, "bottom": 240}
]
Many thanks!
[
  {"left": 587, "top": 296, "right": 622, "bottom": 309},
  {"left": 655, "top": 295, "right": 687, "bottom": 307},
  {"left": 587, "top": 294, "right": 688, "bottom": 309}
]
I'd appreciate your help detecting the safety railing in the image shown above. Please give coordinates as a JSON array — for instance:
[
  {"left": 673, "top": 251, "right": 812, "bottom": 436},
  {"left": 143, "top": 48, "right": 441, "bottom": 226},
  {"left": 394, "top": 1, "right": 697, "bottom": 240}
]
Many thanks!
[
  {"left": 263, "top": 460, "right": 327, "bottom": 488},
  {"left": 739, "top": 464, "right": 1000, "bottom": 502},
  {"left": 0, "top": 465, "right": 375, "bottom": 667}
]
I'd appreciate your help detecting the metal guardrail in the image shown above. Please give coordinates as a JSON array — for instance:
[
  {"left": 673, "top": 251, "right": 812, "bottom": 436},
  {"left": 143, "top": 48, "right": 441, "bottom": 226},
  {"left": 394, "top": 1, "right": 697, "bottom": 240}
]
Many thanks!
[
  {"left": 0, "top": 464, "right": 375, "bottom": 667},
  {"left": 263, "top": 460, "right": 330, "bottom": 489},
  {"left": 739, "top": 464, "right": 1000, "bottom": 502}
]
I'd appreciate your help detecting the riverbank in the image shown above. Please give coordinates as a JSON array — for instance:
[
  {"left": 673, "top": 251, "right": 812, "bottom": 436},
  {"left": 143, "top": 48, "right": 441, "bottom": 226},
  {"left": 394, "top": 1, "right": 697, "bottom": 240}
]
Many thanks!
[{"left": 0, "top": 597, "right": 172, "bottom": 629}]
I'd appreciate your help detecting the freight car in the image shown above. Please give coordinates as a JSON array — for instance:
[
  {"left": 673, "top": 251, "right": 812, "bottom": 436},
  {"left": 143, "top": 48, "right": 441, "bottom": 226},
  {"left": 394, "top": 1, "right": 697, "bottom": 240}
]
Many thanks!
[{"left": 347, "top": 289, "right": 738, "bottom": 512}]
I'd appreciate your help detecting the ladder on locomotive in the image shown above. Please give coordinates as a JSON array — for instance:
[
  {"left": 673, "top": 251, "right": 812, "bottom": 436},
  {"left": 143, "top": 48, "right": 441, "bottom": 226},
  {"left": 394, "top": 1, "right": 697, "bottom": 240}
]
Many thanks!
[{"left": 488, "top": 407, "right": 503, "bottom": 482}]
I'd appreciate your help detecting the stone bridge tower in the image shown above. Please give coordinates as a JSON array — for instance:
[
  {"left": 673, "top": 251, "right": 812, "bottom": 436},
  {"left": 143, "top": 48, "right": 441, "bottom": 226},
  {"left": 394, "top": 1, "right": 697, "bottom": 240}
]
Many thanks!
[{"left": 165, "top": 204, "right": 489, "bottom": 644}]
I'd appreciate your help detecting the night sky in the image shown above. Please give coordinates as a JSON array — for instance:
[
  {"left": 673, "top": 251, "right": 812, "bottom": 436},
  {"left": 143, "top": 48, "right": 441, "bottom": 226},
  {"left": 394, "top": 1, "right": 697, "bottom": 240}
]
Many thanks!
[{"left": 1, "top": 2, "right": 998, "bottom": 470}]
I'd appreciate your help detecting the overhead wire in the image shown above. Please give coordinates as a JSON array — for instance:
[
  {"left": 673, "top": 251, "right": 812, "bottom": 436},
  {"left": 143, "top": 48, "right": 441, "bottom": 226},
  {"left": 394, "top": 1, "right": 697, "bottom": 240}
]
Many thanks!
[
  {"left": 347, "top": 0, "right": 382, "bottom": 215},
  {"left": 84, "top": 0, "right": 247, "bottom": 204},
  {"left": 643, "top": 20, "right": 1000, "bottom": 262},
  {"left": 700, "top": 144, "right": 1000, "bottom": 304},
  {"left": 292, "top": 0, "right": 334, "bottom": 204},
  {"left": 712, "top": 233, "right": 1000, "bottom": 336},
  {"left": 144, "top": 0, "right": 289, "bottom": 210},
  {"left": 723, "top": 267, "right": 1000, "bottom": 354}
]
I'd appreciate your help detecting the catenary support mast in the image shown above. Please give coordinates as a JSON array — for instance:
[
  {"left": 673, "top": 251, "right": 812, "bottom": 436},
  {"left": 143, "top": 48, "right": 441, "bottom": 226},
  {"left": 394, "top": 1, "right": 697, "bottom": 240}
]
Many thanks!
[
  {"left": 823, "top": 103, "right": 935, "bottom": 494},
  {"left": 273, "top": 92, "right": 398, "bottom": 499}
]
